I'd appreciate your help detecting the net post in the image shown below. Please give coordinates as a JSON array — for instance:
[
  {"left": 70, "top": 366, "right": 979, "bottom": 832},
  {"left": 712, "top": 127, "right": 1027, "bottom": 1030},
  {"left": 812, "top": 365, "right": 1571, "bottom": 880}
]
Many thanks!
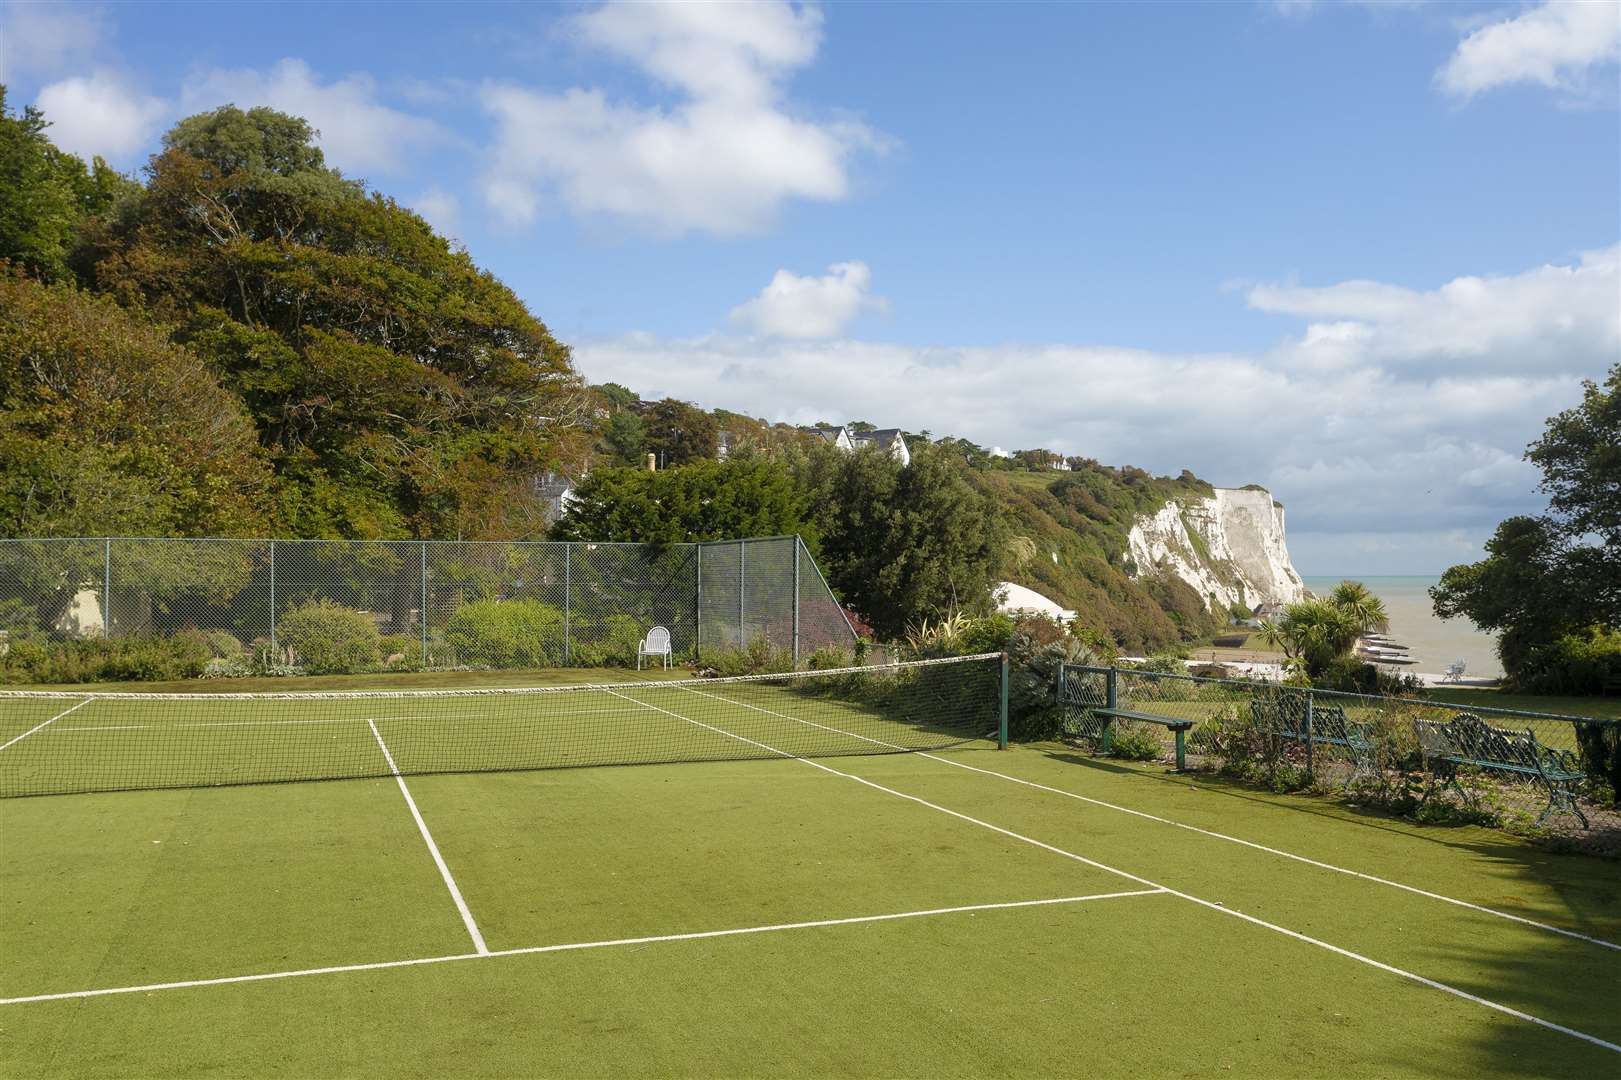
[
  {"left": 563, "top": 542, "right": 572, "bottom": 665},
  {"left": 792, "top": 536, "right": 801, "bottom": 669},
  {"left": 102, "top": 539, "right": 111, "bottom": 638},
  {"left": 1103, "top": 666, "right": 1118, "bottom": 754},
  {"left": 999, "top": 652, "right": 1010, "bottom": 750},
  {"left": 268, "top": 539, "right": 277, "bottom": 655},
  {"left": 419, "top": 542, "right": 428, "bottom": 667}
]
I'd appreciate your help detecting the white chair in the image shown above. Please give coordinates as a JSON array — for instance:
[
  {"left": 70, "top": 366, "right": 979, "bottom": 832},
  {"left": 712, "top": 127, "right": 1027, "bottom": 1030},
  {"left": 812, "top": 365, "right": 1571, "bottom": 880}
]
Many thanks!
[
  {"left": 637, "top": 626, "right": 672, "bottom": 670},
  {"left": 1441, "top": 659, "right": 1467, "bottom": 683}
]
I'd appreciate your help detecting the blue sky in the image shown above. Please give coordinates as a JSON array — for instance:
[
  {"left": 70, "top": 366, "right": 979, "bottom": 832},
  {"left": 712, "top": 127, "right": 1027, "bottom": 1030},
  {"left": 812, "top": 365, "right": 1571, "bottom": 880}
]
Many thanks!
[{"left": 2, "top": 0, "right": 1618, "bottom": 575}]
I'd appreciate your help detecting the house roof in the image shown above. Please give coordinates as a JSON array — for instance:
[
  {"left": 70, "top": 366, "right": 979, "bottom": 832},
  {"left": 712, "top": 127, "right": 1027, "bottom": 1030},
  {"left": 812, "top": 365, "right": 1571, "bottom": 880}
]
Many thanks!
[{"left": 849, "top": 428, "right": 904, "bottom": 449}]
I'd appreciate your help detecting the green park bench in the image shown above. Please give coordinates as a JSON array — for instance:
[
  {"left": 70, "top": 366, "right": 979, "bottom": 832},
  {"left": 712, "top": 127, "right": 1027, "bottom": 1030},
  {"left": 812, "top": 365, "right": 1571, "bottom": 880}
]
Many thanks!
[
  {"left": 1249, "top": 694, "right": 1377, "bottom": 781},
  {"left": 1414, "top": 713, "right": 1588, "bottom": 828},
  {"left": 1087, "top": 707, "right": 1196, "bottom": 772}
]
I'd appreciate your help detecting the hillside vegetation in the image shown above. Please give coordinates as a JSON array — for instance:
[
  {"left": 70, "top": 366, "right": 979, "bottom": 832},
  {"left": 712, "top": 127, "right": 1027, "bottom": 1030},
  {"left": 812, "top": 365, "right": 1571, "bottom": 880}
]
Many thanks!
[{"left": 3, "top": 92, "right": 1232, "bottom": 655}]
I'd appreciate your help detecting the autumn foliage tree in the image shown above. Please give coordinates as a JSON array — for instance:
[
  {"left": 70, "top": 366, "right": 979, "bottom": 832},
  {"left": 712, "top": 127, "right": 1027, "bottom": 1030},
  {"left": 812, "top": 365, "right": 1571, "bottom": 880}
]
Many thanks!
[{"left": 71, "top": 105, "right": 580, "bottom": 539}]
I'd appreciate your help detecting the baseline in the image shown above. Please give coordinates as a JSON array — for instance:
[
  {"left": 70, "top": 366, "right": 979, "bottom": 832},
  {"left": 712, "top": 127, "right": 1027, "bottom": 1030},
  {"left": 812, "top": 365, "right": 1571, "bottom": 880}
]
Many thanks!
[{"left": 0, "top": 890, "right": 1158, "bottom": 1005}]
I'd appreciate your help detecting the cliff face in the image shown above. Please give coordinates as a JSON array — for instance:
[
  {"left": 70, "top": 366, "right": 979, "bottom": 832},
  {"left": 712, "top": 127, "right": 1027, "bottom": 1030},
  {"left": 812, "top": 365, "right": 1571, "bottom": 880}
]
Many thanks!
[{"left": 1125, "top": 487, "right": 1306, "bottom": 612}]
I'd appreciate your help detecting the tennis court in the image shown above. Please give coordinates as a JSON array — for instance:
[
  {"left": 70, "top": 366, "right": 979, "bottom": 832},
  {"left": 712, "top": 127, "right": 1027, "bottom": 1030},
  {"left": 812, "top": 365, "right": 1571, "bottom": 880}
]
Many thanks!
[{"left": 3, "top": 656, "right": 1617, "bottom": 1078}]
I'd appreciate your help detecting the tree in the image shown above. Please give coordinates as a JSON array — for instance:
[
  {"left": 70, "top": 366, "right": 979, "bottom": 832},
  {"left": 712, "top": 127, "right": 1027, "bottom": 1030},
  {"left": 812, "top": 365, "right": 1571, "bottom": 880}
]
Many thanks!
[
  {"left": 1433, "top": 365, "right": 1621, "bottom": 678},
  {"left": 0, "top": 87, "right": 135, "bottom": 281},
  {"left": 75, "top": 105, "right": 580, "bottom": 539},
  {"left": 551, "top": 459, "right": 809, "bottom": 544},
  {"left": 0, "top": 272, "right": 272, "bottom": 538},
  {"left": 604, "top": 411, "right": 646, "bottom": 466},
  {"left": 642, "top": 398, "right": 718, "bottom": 467},
  {"left": 795, "top": 442, "right": 1005, "bottom": 639},
  {"left": 1257, "top": 582, "right": 1387, "bottom": 680}
]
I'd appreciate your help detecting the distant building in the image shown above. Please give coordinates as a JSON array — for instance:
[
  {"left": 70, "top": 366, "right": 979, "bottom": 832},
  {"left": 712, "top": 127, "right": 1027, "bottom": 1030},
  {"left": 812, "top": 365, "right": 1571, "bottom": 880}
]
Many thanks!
[
  {"left": 848, "top": 428, "right": 911, "bottom": 466},
  {"left": 800, "top": 425, "right": 856, "bottom": 451},
  {"left": 798, "top": 424, "right": 909, "bottom": 465},
  {"left": 533, "top": 471, "right": 578, "bottom": 523}
]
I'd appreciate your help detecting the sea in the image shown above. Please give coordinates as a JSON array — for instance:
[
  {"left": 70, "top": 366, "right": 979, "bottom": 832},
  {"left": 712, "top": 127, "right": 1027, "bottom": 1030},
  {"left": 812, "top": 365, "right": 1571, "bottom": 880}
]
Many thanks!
[{"left": 1300, "top": 576, "right": 1503, "bottom": 680}]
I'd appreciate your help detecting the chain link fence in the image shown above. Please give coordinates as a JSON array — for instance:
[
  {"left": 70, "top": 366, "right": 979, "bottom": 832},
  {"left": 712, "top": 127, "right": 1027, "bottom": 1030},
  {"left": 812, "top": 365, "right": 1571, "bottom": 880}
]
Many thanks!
[{"left": 0, "top": 535, "right": 855, "bottom": 674}]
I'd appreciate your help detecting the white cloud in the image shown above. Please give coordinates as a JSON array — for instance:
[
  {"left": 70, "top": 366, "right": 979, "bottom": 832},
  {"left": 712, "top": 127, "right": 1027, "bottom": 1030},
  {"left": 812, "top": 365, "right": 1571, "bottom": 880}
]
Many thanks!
[
  {"left": 575, "top": 247, "right": 1616, "bottom": 572},
  {"left": 1249, "top": 245, "right": 1621, "bottom": 373},
  {"left": 1437, "top": 1, "right": 1621, "bottom": 100},
  {"left": 0, "top": 3, "right": 106, "bottom": 80},
  {"left": 33, "top": 70, "right": 167, "bottom": 163},
  {"left": 180, "top": 59, "right": 442, "bottom": 175},
  {"left": 411, "top": 188, "right": 462, "bottom": 240},
  {"left": 478, "top": 1, "right": 883, "bottom": 234},
  {"left": 729, "top": 261, "right": 885, "bottom": 338}
]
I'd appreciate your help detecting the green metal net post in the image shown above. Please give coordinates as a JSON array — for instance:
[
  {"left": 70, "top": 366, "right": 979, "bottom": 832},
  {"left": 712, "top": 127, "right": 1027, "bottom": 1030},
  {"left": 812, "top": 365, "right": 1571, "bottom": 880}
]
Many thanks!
[
  {"left": 998, "top": 653, "right": 1010, "bottom": 750},
  {"left": 1305, "top": 691, "right": 1316, "bottom": 782},
  {"left": 1102, "top": 666, "right": 1118, "bottom": 755}
]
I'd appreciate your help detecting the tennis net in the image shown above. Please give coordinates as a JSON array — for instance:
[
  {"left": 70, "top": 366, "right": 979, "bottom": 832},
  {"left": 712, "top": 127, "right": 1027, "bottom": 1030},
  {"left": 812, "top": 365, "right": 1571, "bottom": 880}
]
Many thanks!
[{"left": 0, "top": 654, "right": 1004, "bottom": 798}]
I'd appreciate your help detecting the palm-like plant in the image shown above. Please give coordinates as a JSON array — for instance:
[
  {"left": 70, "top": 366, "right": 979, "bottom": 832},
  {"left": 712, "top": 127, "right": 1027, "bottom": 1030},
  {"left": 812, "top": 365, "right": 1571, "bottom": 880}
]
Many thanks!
[{"left": 1327, "top": 580, "right": 1388, "bottom": 634}]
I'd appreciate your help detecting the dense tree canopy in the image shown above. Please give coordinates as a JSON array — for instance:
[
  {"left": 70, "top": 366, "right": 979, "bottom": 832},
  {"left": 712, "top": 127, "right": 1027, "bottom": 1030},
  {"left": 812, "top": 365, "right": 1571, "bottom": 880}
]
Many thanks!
[
  {"left": 794, "top": 442, "right": 1006, "bottom": 640},
  {"left": 1433, "top": 364, "right": 1620, "bottom": 682},
  {"left": 68, "top": 104, "right": 580, "bottom": 539},
  {"left": 551, "top": 458, "right": 808, "bottom": 544},
  {"left": 0, "top": 272, "right": 272, "bottom": 537},
  {"left": 0, "top": 87, "right": 136, "bottom": 282}
]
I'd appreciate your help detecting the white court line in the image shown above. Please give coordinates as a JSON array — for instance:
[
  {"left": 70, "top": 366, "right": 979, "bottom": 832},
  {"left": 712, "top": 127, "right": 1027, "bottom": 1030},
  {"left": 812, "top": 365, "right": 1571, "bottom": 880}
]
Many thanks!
[
  {"left": 618, "top": 687, "right": 1621, "bottom": 1056},
  {"left": 680, "top": 684, "right": 1621, "bottom": 953},
  {"left": 0, "top": 890, "right": 1159, "bottom": 1005},
  {"left": 366, "top": 720, "right": 487, "bottom": 955},
  {"left": 53, "top": 716, "right": 408, "bottom": 732},
  {"left": 0, "top": 699, "right": 91, "bottom": 751}
]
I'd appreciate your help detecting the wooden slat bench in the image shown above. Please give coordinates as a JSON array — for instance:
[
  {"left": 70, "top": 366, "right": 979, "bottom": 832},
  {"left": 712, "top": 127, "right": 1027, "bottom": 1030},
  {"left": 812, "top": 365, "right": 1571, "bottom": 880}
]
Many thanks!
[
  {"left": 1414, "top": 713, "right": 1588, "bottom": 828},
  {"left": 1250, "top": 694, "right": 1377, "bottom": 781},
  {"left": 1088, "top": 708, "right": 1195, "bottom": 771}
]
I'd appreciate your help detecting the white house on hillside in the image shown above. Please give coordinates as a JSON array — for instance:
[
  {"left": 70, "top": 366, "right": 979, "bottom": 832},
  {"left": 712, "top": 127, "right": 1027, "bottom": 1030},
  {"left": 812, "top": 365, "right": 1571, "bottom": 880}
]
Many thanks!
[
  {"left": 849, "top": 428, "right": 911, "bottom": 466},
  {"left": 801, "top": 425, "right": 909, "bottom": 465}
]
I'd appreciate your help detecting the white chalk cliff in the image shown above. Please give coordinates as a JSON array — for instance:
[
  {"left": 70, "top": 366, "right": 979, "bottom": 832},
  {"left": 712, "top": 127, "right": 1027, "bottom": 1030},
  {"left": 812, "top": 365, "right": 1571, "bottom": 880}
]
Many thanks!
[{"left": 1125, "top": 487, "right": 1306, "bottom": 612}]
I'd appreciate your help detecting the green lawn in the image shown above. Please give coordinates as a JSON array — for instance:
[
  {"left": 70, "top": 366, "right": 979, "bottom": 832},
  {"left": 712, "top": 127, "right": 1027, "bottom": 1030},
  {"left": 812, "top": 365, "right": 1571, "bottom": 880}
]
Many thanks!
[
  {"left": 1426, "top": 688, "right": 1621, "bottom": 722},
  {"left": 2, "top": 672, "right": 1618, "bottom": 1078}
]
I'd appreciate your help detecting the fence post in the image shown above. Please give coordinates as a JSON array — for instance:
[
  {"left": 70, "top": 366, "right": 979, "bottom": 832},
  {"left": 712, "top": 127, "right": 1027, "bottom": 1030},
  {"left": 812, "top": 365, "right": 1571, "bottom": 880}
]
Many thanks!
[
  {"left": 419, "top": 542, "right": 428, "bottom": 667},
  {"left": 268, "top": 540, "right": 277, "bottom": 654},
  {"left": 792, "top": 536, "right": 801, "bottom": 668},
  {"left": 693, "top": 543, "right": 702, "bottom": 661},
  {"left": 738, "top": 541, "right": 746, "bottom": 647},
  {"left": 1103, "top": 666, "right": 1118, "bottom": 754},
  {"left": 999, "top": 652, "right": 1010, "bottom": 750},
  {"left": 1304, "top": 691, "right": 1316, "bottom": 783},
  {"left": 563, "top": 543, "right": 572, "bottom": 665},
  {"left": 102, "top": 539, "right": 111, "bottom": 638}
]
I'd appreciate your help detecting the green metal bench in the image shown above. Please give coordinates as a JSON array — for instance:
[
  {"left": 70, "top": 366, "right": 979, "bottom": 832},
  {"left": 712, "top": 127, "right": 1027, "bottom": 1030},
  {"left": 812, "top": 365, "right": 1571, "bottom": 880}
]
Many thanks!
[
  {"left": 1414, "top": 713, "right": 1588, "bottom": 828},
  {"left": 1249, "top": 694, "right": 1377, "bottom": 781},
  {"left": 1088, "top": 707, "right": 1195, "bottom": 772}
]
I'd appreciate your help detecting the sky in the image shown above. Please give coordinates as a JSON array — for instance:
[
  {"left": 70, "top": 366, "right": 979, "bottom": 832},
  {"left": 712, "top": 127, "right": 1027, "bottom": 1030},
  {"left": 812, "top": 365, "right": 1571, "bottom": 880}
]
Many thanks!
[{"left": 2, "top": 0, "right": 1618, "bottom": 576}]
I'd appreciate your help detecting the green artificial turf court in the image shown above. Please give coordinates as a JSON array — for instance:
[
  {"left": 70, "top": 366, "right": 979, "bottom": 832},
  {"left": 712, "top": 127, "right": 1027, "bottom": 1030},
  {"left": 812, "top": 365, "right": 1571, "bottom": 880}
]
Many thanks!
[{"left": 2, "top": 660, "right": 1618, "bottom": 1078}]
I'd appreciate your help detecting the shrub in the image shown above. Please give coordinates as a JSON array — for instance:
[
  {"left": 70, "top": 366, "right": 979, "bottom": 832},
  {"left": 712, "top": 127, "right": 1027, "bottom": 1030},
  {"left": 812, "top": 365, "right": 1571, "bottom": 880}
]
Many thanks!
[
  {"left": 379, "top": 634, "right": 421, "bottom": 671},
  {"left": 443, "top": 599, "right": 563, "bottom": 669},
  {"left": 200, "top": 630, "right": 245, "bottom": 658},
  {"left": 277, "top": 600, "right": 381, "bottom": 674},
  {"left": 703, "top": 637, "right": 794, "bottom": 677},
  {"left": 1517, "top": 625, "right": 1621, "bottom": 695},
  {"left": 0, "top": 634, "right": 212, "bottom": 684},
  {"left": 571, "top": 615, "right": 645, "bottom": 668},
  {"left": 806, "top": 645, "right": 855, "bottom": 670},
  {"left": 1110, "top": 724, "right": 1163, "bottom": 761}
]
